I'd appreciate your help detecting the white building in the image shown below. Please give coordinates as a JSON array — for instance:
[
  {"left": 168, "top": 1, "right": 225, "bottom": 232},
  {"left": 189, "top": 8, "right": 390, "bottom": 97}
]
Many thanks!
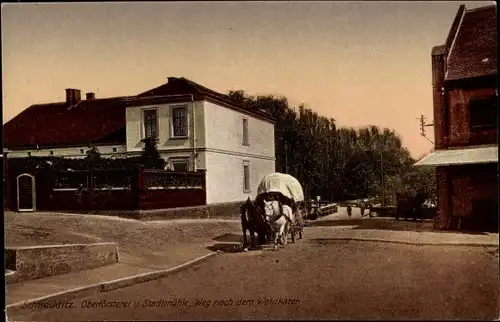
[{"left": 3, "top": 77, "right": 276, "bottom": 205}]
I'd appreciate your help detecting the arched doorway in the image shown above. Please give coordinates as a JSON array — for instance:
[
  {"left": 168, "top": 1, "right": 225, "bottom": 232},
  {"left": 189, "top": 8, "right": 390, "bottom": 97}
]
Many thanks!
[{"left": 17, "top": 173, "right": 36, "bottom": 212}]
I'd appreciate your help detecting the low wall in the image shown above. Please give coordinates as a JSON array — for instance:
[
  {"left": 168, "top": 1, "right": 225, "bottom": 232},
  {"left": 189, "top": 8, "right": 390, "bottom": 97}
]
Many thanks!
[
  {"left": 206, "top": 201, "right": 241, "bottom": 219},
  {"left": 43, "top": 190, "right": 137, "bottom": 211},
  {"left": 139, "top": 188, "right": 206, "bottom": 210},
  {"left": 5, "top": 242, "right": 118, "bottom": 284},
  {"left": 92, "top": 201, "right": 243, "bottom": 221}
]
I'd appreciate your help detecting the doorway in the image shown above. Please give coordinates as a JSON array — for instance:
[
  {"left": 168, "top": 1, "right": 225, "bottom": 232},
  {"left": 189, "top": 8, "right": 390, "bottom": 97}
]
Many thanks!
[{"left": 17, "top": 173, "right": 36, "bottom": 212}]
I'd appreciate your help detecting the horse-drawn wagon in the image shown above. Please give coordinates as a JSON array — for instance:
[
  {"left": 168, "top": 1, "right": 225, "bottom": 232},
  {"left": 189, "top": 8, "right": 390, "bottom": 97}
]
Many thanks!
[{"left": 255, "top": 172, "right": 306, "bottom": 250}]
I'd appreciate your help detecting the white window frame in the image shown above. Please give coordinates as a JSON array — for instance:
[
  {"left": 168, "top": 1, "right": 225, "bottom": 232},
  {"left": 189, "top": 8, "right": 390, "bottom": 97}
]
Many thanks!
[
  {"left": 243, "top": 161, "right": 250, "bottom": 193},
  {"left": 168, "top": 157, "right": 190, "bottom": 172},
  {"left": 170, "top": 105, "right": 189, "bottom": 139},
  {"left": 141, "top": 107, "right": 159, "bottom": 140},
  {"left": 242, "top": 117, "right": 249, "bottom": 146}
]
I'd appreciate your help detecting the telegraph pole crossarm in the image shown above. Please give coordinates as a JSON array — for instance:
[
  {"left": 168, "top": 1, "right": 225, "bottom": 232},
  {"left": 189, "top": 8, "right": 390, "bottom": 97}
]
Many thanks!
[{"left": 418, "top": 114, "right": 435, "bottom": 145}]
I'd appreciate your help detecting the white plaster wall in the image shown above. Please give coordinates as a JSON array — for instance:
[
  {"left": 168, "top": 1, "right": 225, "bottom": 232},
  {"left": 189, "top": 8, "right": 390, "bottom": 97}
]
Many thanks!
[
  {"left": 205, "top": 151, "right": 275, "bottom": 204},
  {"left": 6, "top": 145, "right": 127, "bottom": 159},
  {"left": 203, "top": 101, "right": 275, "bottom": 158},
  {"left": 125, "top": 101, "right": 205, "bottom": 153}
]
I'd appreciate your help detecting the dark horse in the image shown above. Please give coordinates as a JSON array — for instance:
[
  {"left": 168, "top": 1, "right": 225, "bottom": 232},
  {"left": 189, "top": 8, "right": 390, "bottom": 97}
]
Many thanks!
[{"left": 240, "top": 197, "right": 270, "bottom": 251}]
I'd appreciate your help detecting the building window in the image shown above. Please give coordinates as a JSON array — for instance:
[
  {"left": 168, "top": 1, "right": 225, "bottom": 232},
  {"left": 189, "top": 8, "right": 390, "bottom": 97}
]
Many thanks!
[
  {"left": 242, "top": 118, "right": 249, "bottom": 146},
  {"left": 142, "top": 108, "right": 159, "bottom": 139},
  {"left": 169, "top": 158, "right": 189, "bottom": 172},
  {"left": 469, "top": 96, "right": 497, "bottom": 130},
  {"left": 27, "top": 152, "right": 32, "bottom": 157},
  {"left": 49, "top": 151, "right": 54, "bottom": 156},
  {"left": 243, "top": 162, "right": 250, "bottom": 192},
  {"left": 470, "top": 164, "right": 498, "bottom": 185},
  {"left": 171, "top": 106, "right": 188, "bottom": 138}
]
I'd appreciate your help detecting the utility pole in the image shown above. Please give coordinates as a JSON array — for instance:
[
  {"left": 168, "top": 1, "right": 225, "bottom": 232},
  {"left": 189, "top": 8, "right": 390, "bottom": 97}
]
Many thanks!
[
  {"left": 418, "top": 114, "right": 435, "bottom": 145},
  {"left": 381, "top": 152, "right": 384, "bottom": 207},
  {"left": 420, "top": 114, "right": 426, "bottom": 136},
  {"left": 285, "top": 140, "right": 289, "bottom": 174}
]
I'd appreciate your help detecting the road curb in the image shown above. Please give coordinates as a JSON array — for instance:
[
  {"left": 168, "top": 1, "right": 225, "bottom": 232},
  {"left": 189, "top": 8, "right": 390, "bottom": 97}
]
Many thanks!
[
  {"left": 100, "top": 252, "right": 217, "bottom": 292},
  {"left": 324, "top": 237, "right": 499, "bottom": 248},
  {"left": 6, "top": 252, "right": 218, "bottom": 313}
]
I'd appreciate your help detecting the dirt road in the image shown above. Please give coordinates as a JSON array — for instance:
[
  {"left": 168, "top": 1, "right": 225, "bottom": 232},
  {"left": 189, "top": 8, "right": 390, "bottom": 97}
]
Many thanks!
[
  {"left": 9, "top": 238, "right": 499, "bottom": 321},
  {"left": 5, "top": 212, "right": 242, "bottom": 267}
]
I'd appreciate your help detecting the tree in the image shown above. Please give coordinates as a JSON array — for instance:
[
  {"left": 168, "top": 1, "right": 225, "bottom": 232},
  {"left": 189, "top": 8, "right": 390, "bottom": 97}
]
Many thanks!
[
  {"left": 228, "top": 89, "right": 420, "bottom": 202},
  {"left": 139, "top": 137, "right": 166, "bottom": 169},
  {"left": 85, "top": 144, "right": 102, "bottom": 169}
]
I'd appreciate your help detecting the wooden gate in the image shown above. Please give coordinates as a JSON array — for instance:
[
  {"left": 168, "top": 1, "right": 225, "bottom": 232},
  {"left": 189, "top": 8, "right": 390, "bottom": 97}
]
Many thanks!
[{"left": 17, "top": 173, "right": 36, "bottom": 212}]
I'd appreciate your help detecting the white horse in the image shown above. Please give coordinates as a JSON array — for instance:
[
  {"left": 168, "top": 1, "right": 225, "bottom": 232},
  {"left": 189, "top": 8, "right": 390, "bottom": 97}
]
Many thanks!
[{"left": 263, "top": 199, "right": 295, "bottom": 251}]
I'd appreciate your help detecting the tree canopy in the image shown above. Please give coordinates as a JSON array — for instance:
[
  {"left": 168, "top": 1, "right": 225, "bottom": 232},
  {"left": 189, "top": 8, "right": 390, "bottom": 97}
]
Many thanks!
[{"left": 229, "top": 90, "right": 435, "bottom": 204}]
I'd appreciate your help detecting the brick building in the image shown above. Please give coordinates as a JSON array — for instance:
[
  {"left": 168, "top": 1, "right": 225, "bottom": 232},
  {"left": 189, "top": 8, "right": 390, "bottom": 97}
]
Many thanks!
[{"left": 415, "top": 4, "right": 498, "bottom": 232}]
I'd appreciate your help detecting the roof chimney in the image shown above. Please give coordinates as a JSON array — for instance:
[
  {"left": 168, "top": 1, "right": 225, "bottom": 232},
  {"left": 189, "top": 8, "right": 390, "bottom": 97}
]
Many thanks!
[
  {"left": 65, "top": 88, "right": 73, "bottom": 105},
  {"left": 73, "top": 89, "right": 81, "bottom": 103},
  {"left": 86, "top": 92, "right": 95, "bottom": 100},
  {"left": 65, "top": 88, "right": 82, "bottom": 105}
]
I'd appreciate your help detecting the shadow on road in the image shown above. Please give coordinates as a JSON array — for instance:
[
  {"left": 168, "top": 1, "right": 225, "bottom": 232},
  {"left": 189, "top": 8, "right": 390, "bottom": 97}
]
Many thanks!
[
  {"left": 306, "top": 218, "right": 488, "bottom": 235},
  {"left": 308, "top": 219, "right": 365, "bottom": 227},
  {"left": 308, "top": 238, "right": 357, "bottom": 245},
  {"left": 206, "top": 242, "right": 242, "bottom": 253},
  {"left": 212, "top": 233, "right": 242, "bottom": 242}
]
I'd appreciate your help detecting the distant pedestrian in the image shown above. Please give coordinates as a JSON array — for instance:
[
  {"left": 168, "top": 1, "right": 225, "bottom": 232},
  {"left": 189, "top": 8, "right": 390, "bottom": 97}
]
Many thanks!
[
  {"left": 360, "top": 202, "right": 365, "bottom": 218},
  {"left": 346, "top": 204, "right": 352, "bottom": 218},
  {"left": 366, "top": 203, "right": 373, "bottom": 217}
]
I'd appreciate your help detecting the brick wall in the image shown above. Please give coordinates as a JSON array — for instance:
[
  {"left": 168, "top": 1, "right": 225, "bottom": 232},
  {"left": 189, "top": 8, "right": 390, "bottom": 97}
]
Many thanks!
[
  {"left": 432, "top": 50, "right": 447, "bottom": 149},
  {"left": 446, "top": 87, "right": 497, "bottom": 147},
  {"left": 432, "top": 46, "right": 497, "bottom": 149},
  {"left": 43, "top": 189, "right": 137, "bottom": 211},
  {"left": 5, "top": 167, "right": 208, "bottom": 212},
  {"left": 139, "top": 188, "right": 206, "bottom": 210},
  {"left": 79, "top": 201, "right": 243, "bottom": 221},
  {"left": 435, "top": 166, "right": 450, "bottom": 229},
  {"left": 437, "top": 164, "right": 498, "bottom": 229},
  {"left": 5, "top": 242, "right": 118, "bottom": 284}
]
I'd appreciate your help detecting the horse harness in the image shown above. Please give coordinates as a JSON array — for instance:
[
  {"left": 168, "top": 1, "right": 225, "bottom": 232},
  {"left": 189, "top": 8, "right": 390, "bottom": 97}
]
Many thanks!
[{"left": 268, "top": 201, "right": 294, "bottom": 224}]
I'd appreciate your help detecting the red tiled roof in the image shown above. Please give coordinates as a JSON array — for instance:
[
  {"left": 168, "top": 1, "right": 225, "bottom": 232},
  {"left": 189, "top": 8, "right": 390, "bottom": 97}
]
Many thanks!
[
  {"left": 138, "top": 77, "right": 276, "bottom": 122},
  {"left": 3, "top": 97, "right": 130, "bottom": 149},
  {"left": 4, "top": 77, "right": 275, "bottom": 149},
  {"left": 445, "top": 5, "right": 497, "bottom": 81}
]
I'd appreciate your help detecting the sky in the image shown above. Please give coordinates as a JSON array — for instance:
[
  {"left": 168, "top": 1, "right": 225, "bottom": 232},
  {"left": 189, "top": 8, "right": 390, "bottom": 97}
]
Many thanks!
[{"left": 1, "top": 1, "right": 495, "bottom": 158}]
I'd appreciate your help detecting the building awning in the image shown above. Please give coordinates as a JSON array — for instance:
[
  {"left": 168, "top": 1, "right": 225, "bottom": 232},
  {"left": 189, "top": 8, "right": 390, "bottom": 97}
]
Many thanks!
[{"left": 414, "top": 145, "right": 498, "bottom": 167}]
